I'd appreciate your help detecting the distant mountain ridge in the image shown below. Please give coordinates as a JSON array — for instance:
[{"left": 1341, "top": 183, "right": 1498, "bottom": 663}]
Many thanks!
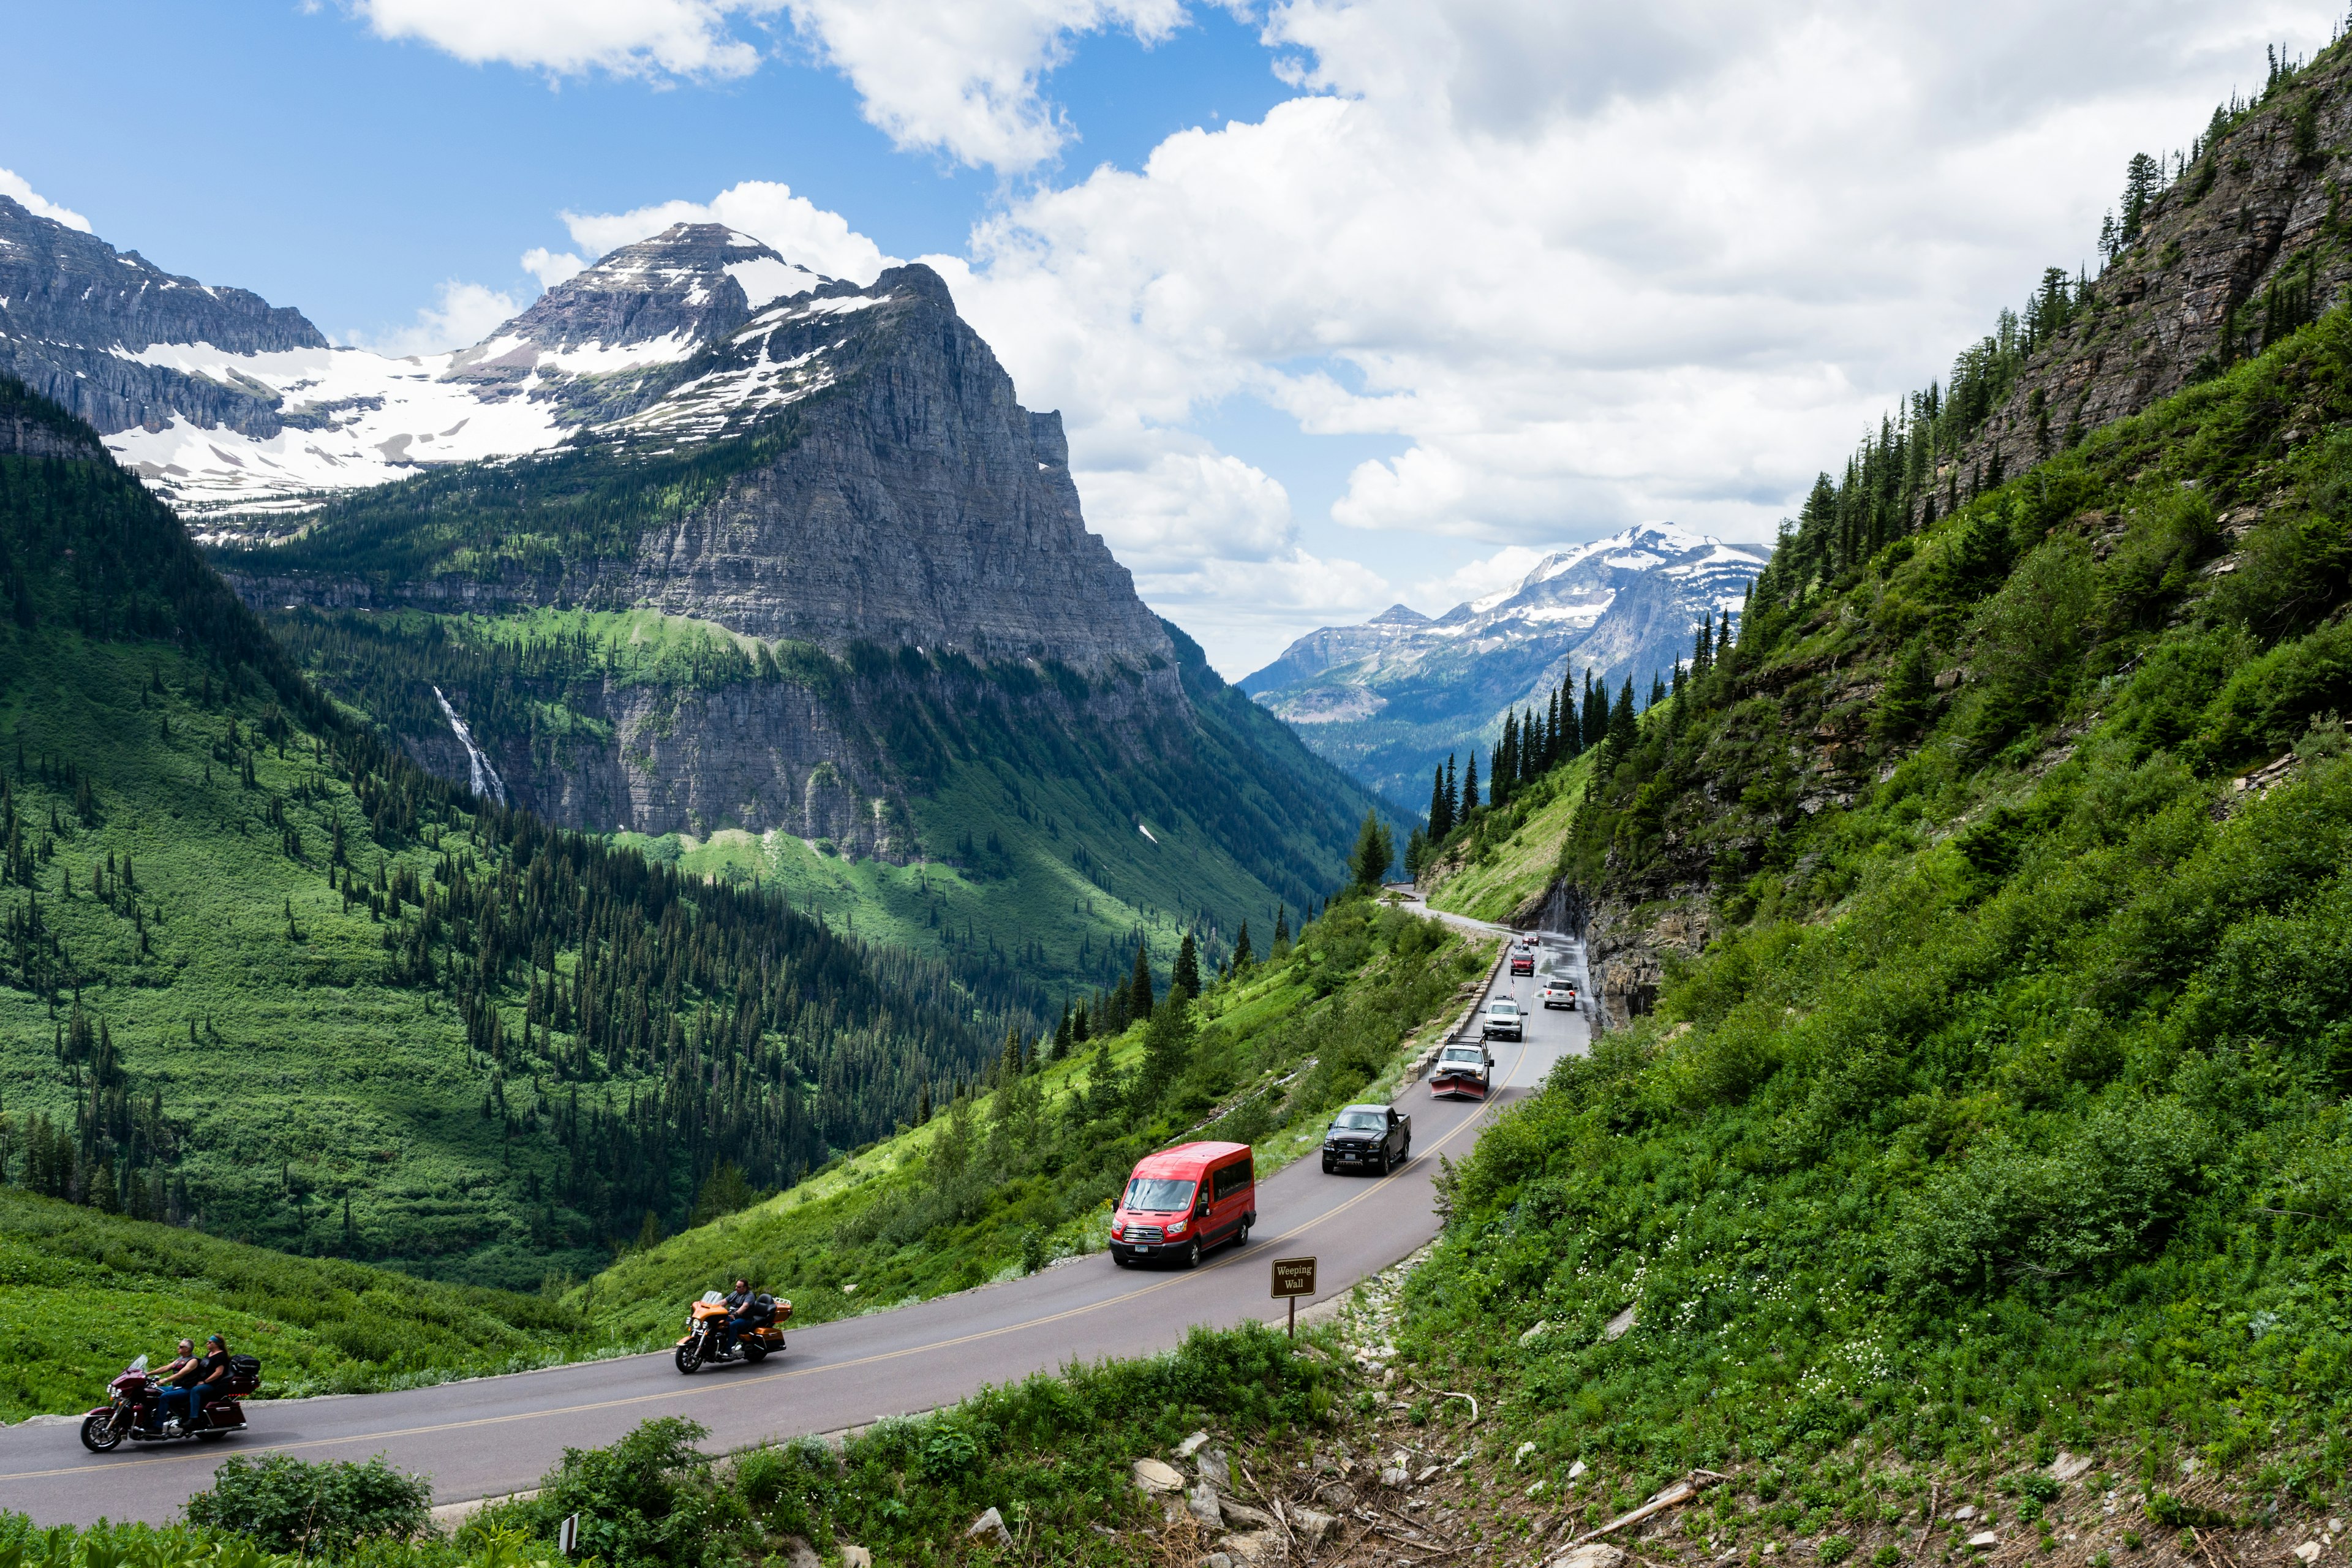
[{"left": 1243, "top": 524, "right": 1769, "bottom": 803}]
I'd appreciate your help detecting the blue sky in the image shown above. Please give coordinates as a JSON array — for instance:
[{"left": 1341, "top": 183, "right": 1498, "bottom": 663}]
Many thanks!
[{"left": 1, "top": 0, "right": 2333, "bottom": 674}]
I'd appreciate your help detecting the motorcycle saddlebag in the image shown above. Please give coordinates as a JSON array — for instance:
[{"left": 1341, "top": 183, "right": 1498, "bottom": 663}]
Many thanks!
[{"left": 224, "top": 1355, "right": 262, "bottom": 1395}]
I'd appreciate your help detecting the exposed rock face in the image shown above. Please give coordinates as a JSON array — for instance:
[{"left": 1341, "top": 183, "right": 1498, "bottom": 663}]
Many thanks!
[
  {"left": 1961, "top": 57, "right": 2352, "bottom": 485},
  {"left": 622, "top": 265, "right": 1170, "bottom": 668},
  {"left": 240, "top": 262, "right": 1170, "bottom": 679},
  {"left": 1242, "top": 525, "right": 1768, "bottom": 802},
  {"left": 0, "top": 195, "right": 327, "bottom": 443},
  {"left": 407, "top": 650, "right": 1189, "bottom": 854}
]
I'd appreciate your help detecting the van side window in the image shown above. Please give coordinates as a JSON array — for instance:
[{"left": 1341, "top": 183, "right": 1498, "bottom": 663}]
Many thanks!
[{"left": 1212, "top": 1159, "right": 1253, "bottom": 1200}]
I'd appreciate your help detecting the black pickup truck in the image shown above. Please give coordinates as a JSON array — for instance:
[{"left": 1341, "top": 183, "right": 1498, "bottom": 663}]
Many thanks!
[{"left": 1321, "top": 1102, "right": 1411, "bottom": 1175}]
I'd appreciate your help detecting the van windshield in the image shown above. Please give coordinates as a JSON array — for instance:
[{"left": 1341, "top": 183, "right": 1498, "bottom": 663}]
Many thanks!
[{"left": 1124, "top": 1177, "right": 1196, "bottom": 1212}]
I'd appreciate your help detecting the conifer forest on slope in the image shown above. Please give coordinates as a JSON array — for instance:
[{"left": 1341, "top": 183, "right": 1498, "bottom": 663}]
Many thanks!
[{"left": 0, "top": 375, "right": 1006, "bottom": 1289}]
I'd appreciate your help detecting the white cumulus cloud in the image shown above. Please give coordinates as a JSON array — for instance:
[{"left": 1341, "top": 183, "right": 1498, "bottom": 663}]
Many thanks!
[
  {"left": 559, "top": 182, "right": 898, "bottom": 284},
  {"left": 349, "top": 0, "right": 780, "bottom": 80},
  {"left": 519, "top": 247, "right": 587, "bottom": 290},
  {"left": 0, "top": 167, "right": 91, "bottom": 232},
  {"left": 779, "top": 0, "right": 1185, "bottom": 170},
  {"left": 344, "top": 280, "right": 525, "bottom": 357}
]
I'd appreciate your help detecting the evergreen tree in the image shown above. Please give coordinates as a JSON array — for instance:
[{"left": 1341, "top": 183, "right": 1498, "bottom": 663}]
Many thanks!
[
  {"left": 1273, "top": 903, "right": 1290, "bottom": 946},
  {"left": 1232, "top": 920, "right": 1254, "bottom": 969},
  {"left": 2119, "top": 152, "right": 2162, "bottom": 246},
  {"left": 1462, "top": 750, "right": 1480, "bottom": 815},
  {"left": 1874, "top": 637, "right": 1935, "bottom": 739},
  {"left": 1134, "top": 987, "right": 1196, "bottom": 1107},
  {"left": 1605, "top": 677, "right": 1638, "bottom": 758},
  {"left": 1648, "top": 671, "right": 1667, "bottom": 710},
  {"left": 1172, "top": 931, "right": 1200, "bottom": 999},
  {"left": 1351, "top": 810, "right": 1395, "bottom": 889},
  {"left": 1545, "top": 687, "right": 1563, "bottom": 766},
  {"left": 1427, "top": 766, "right": 1452, "bottom": 840},
  {"left": 1581, "top": 670, "right": 1607, "bottom": 750},
  {"left": 1444, "top": 755, "right": 1459, "bottom": 827},
  {"left": 1403, "top": 826, "right": 1428, "bottom": 882},
  {"left": 1719, "top": 605, "right": 1735, "bottom": 660},
  {"left": 1129, "top": 941, "right": 1155, "bottom": 1019},
  {"left": 1494, "top": 712, "right": 1517, "bottom": 807},
  {"left": 1561, "top": 685, "right": 1579, "bottom": 758}
]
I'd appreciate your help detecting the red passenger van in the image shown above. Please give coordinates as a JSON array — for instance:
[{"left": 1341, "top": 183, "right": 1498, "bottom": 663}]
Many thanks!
[{"left": 1109, "top": 1141, "right": 1256, "bottom": 1268}]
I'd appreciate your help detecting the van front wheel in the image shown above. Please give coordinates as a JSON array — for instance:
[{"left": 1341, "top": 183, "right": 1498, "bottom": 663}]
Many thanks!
[{"left": 1183, "top": 1239, "right": 1202, "bottom": 1268}]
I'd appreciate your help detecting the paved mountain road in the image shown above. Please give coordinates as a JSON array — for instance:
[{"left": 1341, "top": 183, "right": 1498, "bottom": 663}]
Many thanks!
[{"left": 0, "top": 929, "right": 1591, "bottom": 1527}]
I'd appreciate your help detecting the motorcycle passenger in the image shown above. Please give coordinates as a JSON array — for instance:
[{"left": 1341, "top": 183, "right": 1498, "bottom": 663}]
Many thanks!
[
  {"left": 156, "top": 1339, "right": 199, "bottom": 1430},
  {"left": 183, "top": 1335, "right": 231, "bottom": 1429},
  {"left": 720, "top": 1279, "right": 755, "bottom": 1353}
]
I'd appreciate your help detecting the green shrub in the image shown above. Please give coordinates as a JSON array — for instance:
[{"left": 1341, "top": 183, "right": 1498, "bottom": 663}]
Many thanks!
[
  {"left": 1818, "top": 1535, "right": 1855, "bottom": 1563},
  {"left": 184, "top": 1454, "right": 431, "bottom": 1553},
  {"left": 489, "top": 1417, "right": 742, "bottom": 1568}
]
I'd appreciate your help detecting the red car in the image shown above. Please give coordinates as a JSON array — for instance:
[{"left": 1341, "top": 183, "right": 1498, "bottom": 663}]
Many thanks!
[
  {"left": 1510, "top": 952, "right": 1534, "bottom": 976},
  {"left": 1109, "top": 1142, "right": 1256, "bottom": 1268}
]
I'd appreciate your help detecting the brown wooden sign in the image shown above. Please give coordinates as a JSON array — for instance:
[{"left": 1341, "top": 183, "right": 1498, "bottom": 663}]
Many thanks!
[{"left": 1270, "top": 1256, "right": 1317, "bottom": 1299}]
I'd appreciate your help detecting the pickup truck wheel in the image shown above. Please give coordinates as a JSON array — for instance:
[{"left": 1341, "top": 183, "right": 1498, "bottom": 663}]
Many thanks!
[{"left": 1376, "top": 1147, "right": 1392, "bottom": 1177}]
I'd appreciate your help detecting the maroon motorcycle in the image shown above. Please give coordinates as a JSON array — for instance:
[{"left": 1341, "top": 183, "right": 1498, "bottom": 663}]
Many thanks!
[{"left": 79, "top": 1353, "right": 260, "bottom": 1451}]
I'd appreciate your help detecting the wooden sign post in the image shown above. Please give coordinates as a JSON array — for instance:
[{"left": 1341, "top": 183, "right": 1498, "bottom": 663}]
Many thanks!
[{"left": 1271, "top": 1256, "right": 1317, "bottom": 1339}]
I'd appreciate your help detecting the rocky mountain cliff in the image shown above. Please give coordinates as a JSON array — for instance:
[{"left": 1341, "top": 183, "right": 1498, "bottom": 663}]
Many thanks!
[
  {"left": 0, "top": 195, "right": 328, "bottom": 450},
  {"left": 1956, "top": 47, "right": 2352, "bottom": 489},
  {"left": 1243, "top": 524, "right": 1768, "bottom": 804}
]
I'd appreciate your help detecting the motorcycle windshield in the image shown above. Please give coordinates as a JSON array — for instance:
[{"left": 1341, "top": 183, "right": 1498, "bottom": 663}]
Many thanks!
[{"left": 128, "top": 1354, "right": 148, "bottom": 1373}]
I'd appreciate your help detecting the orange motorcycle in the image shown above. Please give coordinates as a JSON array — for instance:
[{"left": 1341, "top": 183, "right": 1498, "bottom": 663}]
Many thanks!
[{"left": 675, "top": 1290, "right": 790, "bottom": 1373}]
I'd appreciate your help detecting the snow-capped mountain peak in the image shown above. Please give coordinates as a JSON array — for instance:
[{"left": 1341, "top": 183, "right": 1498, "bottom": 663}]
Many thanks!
[
  {"left": 0, "top": 206, "right": 888, "bottom": 532},
  {"left": 1240, "top": 524, "right": 1771, "bottom": 804}
]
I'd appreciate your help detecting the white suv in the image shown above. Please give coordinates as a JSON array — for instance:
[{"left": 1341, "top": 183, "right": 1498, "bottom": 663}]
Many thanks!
[{"left": 1480, "top": 998, "right": 1523, "bottom": 1041}]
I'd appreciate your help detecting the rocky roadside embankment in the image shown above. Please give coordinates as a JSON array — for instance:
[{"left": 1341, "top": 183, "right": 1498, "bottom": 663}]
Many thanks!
[{"left": 1054, "top": 1250, "right": 2348, "bottom": 1568}]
